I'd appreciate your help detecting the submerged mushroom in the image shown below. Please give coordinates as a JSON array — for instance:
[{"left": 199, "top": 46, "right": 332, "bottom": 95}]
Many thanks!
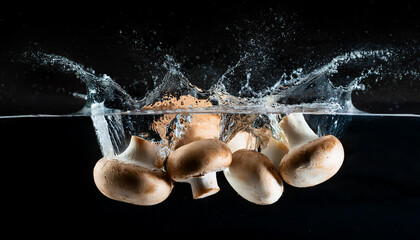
[
  {"left": 117, "top": 135, "right": 164, "bottom": 169},
  {"left": 166, "top": 138, "right": 232, "bottom": 199},
  {"left": 279, "top": 113, "right": 344, "bottom": 187},
  {"left": 144, "top": 95, "right": 220, "bottom": 150},
  {"left": 175, "top": 113, "right": 221, "bottom": 148},
  {"left": 93, "top": 136, "right": 173, "bottom": 206},
  {"left": 226, "top": 130, "right": 289, "bottom": 170},
  {"left": 224, "top": 149, "right": 283, "bottom": 205},
  {"left": 261, "top": 138, "right": 289, "bottom": 171},
  {"left": 226, "top": 130, "right": 258, "bottom": 153}
]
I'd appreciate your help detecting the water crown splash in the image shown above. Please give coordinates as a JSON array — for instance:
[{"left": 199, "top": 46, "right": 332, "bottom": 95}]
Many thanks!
[{"left": 18, "top": 44, "right": 418, "bottom": 158}]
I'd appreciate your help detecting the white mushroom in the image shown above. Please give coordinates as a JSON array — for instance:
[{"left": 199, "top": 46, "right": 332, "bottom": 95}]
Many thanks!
[
  {"left": 166, "top": 138, "right": 232, "bottom": 199},
  {"left": 224, "top": 149, "right": 283, "bottom": 205},
  {"left": 278, "top": 113, "right": 345, "bottom": 187},
  {"left": 93, "top": 136, "right": 173, "bottom": 206}
]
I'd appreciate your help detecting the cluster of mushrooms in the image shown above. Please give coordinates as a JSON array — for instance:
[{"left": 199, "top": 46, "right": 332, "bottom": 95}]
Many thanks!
[{"left": 93, "top": 97, "right": 345, "bottom": 206}]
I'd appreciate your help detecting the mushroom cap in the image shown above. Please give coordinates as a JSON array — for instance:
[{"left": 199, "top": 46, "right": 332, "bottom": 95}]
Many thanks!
[
  {"left": 224, "top": 149, "right": 283, "bottom": 205},
  {"left": 279, "top": 135, "right": 344, "bottom": 188},
  {"left": 166, "top": 138, "right": 232, "bottom": 182},
  {"left": 93, "top": 158, "right": 173, "bottom": 206}
]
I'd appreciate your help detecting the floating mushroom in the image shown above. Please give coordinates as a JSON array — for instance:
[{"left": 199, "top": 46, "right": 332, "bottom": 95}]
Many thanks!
[
  {"left": 224, "top": 149, "right": 283, "bottom": 205},
  {"left": 166, "top": 138, "right": 232, "bottom": 199},
  {"left": 93, "top": 136, "right": 173, "bottom": 206},
  {"left": 278, "top": 113, "right": 344, "bottom": 187}
]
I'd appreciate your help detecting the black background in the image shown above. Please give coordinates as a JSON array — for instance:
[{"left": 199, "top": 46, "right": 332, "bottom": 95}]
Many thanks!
[{"left": 1, "top": 1, "right": 420, "bottom": 238}]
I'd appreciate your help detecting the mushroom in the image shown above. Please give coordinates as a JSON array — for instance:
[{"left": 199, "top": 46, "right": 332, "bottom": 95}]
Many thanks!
[
  {"left": 166, "top": 138, "right": 232, "bottom": 199},
  {"left": 226, "top": 129, "right": 289, "bottom": 171},
  {"left": 224, "top": 149, "right": 283, "bottom": 205},
  {"left": 261, "top": 138, "right": 289, "bottom": 171},
  {"left": 144, "top": 95, "right": 221, "bottom": 150},
  {"left": 117, "top": 135, "right": 164, "bottom": 169},
  {"left": 278, "top": 113, "right": 344, "bottom": 187},
  {"left": 174, "top": 113, "right": 221, "bottom": 148},
  {"left": 226, "top": 130, "right": 258, "bottom": 153},
  {"left": 93, "top": 136, "right": 173, "bottom": 206}
]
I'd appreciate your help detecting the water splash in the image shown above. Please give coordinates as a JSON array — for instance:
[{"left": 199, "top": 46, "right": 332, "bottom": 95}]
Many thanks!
[
  {"left": 13, "top": 47, "right": 417, "bottom": 156},
  {"left": 1, "top": 16, "right": 419, "bottom": 158},
  {"left": 13, "top": 47, "right": 420, "bottom": 117},
  {"left": 26, "top": 52, "right": 135, "bottom": 112}
]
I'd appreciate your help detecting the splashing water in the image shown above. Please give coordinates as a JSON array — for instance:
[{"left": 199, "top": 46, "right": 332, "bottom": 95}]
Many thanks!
[
  {"left": 2, "top": 9, "right": 420, "bottom": 158},
  {"left": 9, "top": 45, "right": 417, "bottom": 157},
  {"left": 21, "top": 48, "right": 418, "bottom": 116}
]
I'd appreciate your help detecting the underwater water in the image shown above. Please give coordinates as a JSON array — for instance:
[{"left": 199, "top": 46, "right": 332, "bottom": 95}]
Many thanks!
[{"left": 1, "top": 1, "right": 419, "bottom": 238}]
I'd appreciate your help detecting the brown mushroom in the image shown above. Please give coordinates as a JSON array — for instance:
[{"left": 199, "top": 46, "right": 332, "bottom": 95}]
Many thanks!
[
  {"left": 144, "top": 95, "right": 220, "bottom": 150},
  {"left": 93, "top": 136, "right": 173, "bottom": 206},
  {"left": 166, "top": 138, "right": 232, "bottom": 199},
  {"left": 278, "top": 113, "right": 345, "bottom": 187},
  {"left": 226, "top": 130, "right": 258, "bottom": 153},
  {"left": 261, "top": 138, "right": 289, "bottom": 171},
  {"left": 226, "top": 130, "right": 289, "bottom": 170},
  {"left": 224, "top": 149, "right": 283, "bottom": 205},
  {"left": 175, "top": 113, "right": 221, "bottom": 148}
]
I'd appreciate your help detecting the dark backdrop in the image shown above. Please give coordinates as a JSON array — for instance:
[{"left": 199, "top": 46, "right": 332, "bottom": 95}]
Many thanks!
[{"left": 1, "top": 1, "right": 419, "bottom": 238}]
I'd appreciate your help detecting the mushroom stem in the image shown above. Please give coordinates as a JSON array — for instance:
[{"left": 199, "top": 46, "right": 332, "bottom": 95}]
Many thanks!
[
  {"left": 226, "top": 131, "right": 258, "bottom": 153},
  {"left": 117, "top": 136, "right": 161, "bottom": 169},
  {"left": 280, "top": 113, "right": 318, "bottom": 149},
  {"left": 186, "top": 172, "right": 220, "bottom": 199},
  {"left": 261, "top": 138, "right": 289, "bottom": 171}
]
